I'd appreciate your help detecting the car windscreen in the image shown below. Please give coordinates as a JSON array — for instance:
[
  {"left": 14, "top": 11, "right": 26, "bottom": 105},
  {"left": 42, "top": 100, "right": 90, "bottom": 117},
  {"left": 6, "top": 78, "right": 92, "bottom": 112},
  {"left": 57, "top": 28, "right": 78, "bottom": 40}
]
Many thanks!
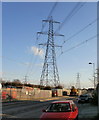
[
  {"left": 80, "top": 95, "right": 88, "bottom": 97},
  {"left": 46, "top": 103, "right": 71, "bottom": 112}
]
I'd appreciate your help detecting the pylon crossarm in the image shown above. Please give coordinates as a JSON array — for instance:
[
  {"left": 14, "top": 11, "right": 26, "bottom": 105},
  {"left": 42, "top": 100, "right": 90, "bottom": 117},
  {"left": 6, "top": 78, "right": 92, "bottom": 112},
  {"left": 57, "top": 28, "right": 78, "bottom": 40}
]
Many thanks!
[{"left": 54, "top": 33, "right": 64, "bottom": 36}]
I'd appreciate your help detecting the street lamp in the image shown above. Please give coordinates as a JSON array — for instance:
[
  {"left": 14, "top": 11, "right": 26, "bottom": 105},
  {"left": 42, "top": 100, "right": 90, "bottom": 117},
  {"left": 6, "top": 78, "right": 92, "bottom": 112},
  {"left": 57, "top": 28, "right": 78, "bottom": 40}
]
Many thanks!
[{"left": 89, "top": 62, "right": 95, "bottom": 89}]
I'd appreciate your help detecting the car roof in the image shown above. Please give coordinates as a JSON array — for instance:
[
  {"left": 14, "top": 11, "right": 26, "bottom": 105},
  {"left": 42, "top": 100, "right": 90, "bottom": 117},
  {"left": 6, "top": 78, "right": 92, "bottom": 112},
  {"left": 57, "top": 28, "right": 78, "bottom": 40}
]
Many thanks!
[
  {"left": 52, "top": 100, "right": 74, "bottom": 104},
  {"left": 80, "top": 94, "right": 89, "bottom": 97}
]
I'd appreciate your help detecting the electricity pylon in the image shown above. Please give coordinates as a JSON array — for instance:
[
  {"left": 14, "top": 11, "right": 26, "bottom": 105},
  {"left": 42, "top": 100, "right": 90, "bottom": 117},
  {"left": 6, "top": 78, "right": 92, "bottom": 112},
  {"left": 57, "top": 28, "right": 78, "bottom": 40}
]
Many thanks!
[
  {"left": 76, "top": 73, "right": 81, "bottom": 89},
  {"left": 38, "top": 16, "right": 64, "bottom": 87}
]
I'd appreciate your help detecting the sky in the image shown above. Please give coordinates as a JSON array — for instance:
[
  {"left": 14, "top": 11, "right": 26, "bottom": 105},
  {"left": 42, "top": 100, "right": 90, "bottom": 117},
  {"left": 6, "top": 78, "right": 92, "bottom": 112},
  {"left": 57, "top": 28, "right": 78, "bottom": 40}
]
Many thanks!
[{"left": 1, "top": 1, "right": 97, "bottom": 88}]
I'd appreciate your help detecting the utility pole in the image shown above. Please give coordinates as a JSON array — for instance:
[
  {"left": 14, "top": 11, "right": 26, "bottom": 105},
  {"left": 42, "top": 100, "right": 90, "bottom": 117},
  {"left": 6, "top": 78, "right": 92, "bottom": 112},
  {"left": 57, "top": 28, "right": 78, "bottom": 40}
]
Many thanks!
[
  {"left": 38, "top": 16, "right": 64, "bottom": 87},
  {"left": 76, "top": 73, "right": 81, "bottom": 89}
]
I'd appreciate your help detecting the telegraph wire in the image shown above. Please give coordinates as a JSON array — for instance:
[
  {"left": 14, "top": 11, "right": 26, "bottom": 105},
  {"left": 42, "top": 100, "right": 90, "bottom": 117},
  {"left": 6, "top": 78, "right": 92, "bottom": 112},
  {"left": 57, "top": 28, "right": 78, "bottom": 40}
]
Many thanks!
[{"left": 58, "top": 34, "right": 98, "bottom": 58}]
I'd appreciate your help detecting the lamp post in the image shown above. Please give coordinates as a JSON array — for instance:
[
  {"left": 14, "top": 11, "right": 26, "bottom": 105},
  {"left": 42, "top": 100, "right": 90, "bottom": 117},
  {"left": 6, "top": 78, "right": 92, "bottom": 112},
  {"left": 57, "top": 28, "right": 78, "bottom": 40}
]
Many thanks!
[{"left": 89, "top": 62, "right": 95, "bottom": 89}]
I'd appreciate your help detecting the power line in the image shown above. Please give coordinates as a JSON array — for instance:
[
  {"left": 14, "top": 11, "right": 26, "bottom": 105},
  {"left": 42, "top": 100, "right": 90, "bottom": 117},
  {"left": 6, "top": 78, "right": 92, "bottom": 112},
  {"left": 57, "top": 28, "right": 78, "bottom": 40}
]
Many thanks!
[
  {"left": 55, "top": 2, "right": 86, "bottom": 33},
  {"left": 37, "top": 2, "right": 58, "bottom": 40},
  {"left": 37, "top": 2, "right": 86, "bottom": 62},
  {"left": 25, "top": 2, "right": 58, "bottom": 77},
  {"left": 1, "top": 56, "right": 27, "bottom": 66},
  {"left": 55, "top": 2, "right": 86, "bottom": 56},
  {"left": 26, "top": 54, "right": 41, "bottom": 76},
  {"left": 25, "top": 55, "right": 34, "bottom": 77},
  {"left": 58, "top": 34, "right": 98, "bottom": 58},
  {"left": 43, "top": 2, "right": 58, "bottom": 27},
  {"left": 62, "top": 18, "right": 97, "bottom": 46},
  {"left": 25, "top": 46, "right": 42, "bottom": 77},
  {"left": 56, "top": 18, "right": 97, "bottom": 56}
]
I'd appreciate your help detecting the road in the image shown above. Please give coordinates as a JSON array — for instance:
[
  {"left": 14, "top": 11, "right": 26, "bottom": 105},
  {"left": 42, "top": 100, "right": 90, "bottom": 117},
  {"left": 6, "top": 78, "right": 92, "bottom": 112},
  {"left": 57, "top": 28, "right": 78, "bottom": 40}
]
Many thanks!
[
  {"left": 1, "top": 96, "right": 98, "bottom": 119},
  {"left": 1, "top": 97, "right": 75, "bottom": 119}
]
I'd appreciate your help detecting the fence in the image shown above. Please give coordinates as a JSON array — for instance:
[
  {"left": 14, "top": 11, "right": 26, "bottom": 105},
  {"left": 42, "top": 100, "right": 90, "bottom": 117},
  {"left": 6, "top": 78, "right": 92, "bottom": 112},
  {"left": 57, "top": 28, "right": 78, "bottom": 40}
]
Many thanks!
[{"left": 1, "top": 88, "right": 52, "bottom": 101}]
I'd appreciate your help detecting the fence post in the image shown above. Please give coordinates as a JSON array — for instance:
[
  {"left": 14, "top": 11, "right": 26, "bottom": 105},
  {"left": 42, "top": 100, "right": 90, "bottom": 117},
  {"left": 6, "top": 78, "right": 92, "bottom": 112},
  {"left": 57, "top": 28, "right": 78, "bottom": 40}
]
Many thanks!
[{"left": 20, "top": 89, "right": 21, "bottom": 100}]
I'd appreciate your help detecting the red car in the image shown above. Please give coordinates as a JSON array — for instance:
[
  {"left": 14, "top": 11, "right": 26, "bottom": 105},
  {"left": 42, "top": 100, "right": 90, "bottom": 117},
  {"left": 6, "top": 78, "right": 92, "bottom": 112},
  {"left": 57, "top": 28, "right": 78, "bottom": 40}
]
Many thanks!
[{"left": 40, "top": 100, "right": 78, "bottom": 120}]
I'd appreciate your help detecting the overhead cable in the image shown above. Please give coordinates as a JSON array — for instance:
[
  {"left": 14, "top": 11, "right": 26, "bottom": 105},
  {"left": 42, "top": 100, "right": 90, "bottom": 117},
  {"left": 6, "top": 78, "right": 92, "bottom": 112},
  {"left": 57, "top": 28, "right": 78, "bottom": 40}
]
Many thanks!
[
  {"left": 62, "top": 18, "right": 98, "bottom": 46},
  {"left": 37, "top": 2, "right": 58, "bottom": 40},
  {"left": 55, "top": 2, "right": 86, "bottom": 33},
  {"left": 25, "top": 46, "right": 42, "bottom": 77},
  {"left": 1, "top": 56, "right": 27, "bottom": 66},
  {"left": 58, "top": 34, "right": 98, "bottom": 58},
  {"left": 56, "top": 18, "right": 97, "bottom": 56},
  {"left": 25, "top": 2, "right": 58, "bottom": 77}
]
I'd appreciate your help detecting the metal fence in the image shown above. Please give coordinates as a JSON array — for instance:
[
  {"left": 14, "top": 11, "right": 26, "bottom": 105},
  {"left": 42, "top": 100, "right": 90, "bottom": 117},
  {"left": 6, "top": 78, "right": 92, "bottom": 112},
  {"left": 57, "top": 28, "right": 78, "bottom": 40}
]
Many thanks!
[{"left": 1, "top": 88, "right": 52, "bottom": 101}]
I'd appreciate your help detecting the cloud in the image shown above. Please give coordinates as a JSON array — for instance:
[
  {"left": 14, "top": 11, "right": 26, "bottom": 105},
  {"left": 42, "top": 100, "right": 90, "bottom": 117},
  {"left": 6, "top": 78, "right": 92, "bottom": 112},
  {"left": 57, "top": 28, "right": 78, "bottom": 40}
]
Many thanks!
[{"left": 31, "top": 46, "right": 44, "bottom": 58}]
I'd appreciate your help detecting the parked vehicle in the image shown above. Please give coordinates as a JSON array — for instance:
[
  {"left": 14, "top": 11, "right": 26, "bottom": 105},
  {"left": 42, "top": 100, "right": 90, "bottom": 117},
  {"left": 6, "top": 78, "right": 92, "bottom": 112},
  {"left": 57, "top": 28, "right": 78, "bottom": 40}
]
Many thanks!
[
  {"left": 63, "top": 91, "right": 67, "bottom": 96},
  {"left": 40, "top": 100, "right": 78, "bottom": 120},
  {"left": 52, "top": 88, "right": 62, "bottom": 97},
  {"left": 70, "top": 86, "right": 78, "bottom": 96},
  {"left": 52, "top": 89, "right": 58, "bottom": 97},
  {"left": 77, "top": 94, "right": 93, "bottom": 103}
]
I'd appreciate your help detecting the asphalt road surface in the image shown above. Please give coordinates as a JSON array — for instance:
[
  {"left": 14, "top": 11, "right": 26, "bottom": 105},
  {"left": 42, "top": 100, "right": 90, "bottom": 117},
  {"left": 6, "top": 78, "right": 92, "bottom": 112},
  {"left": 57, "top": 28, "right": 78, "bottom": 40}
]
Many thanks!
[
  {"left": 1, "top": 96, "right": 97, "bottom": 120},
  {"left": 2, "top": 97, "right": 75, "bottom": 118}
]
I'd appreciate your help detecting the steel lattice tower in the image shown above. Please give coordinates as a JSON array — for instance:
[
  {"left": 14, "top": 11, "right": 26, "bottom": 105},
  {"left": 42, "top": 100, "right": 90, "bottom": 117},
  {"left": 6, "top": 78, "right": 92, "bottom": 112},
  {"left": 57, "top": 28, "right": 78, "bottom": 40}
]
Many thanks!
[
  {"left": 76, "top": 73, "right": 81, "bottom": 89},
  {"left": 38, "top": 17, "right": 64, "bottom": 87}
]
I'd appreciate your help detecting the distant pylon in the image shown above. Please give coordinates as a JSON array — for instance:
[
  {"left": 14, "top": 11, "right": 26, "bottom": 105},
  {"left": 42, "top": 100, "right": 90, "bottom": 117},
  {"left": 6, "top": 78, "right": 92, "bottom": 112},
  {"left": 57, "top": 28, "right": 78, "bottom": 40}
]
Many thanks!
[
  {"left": 38, "top": 16, "right": 64, "bottom": 87},
  {"left": 24, "top": 76, "right": 28, "bottom": 84},
  {"left": 76, "top": 73, "right": 81, "bottom": 89}
]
